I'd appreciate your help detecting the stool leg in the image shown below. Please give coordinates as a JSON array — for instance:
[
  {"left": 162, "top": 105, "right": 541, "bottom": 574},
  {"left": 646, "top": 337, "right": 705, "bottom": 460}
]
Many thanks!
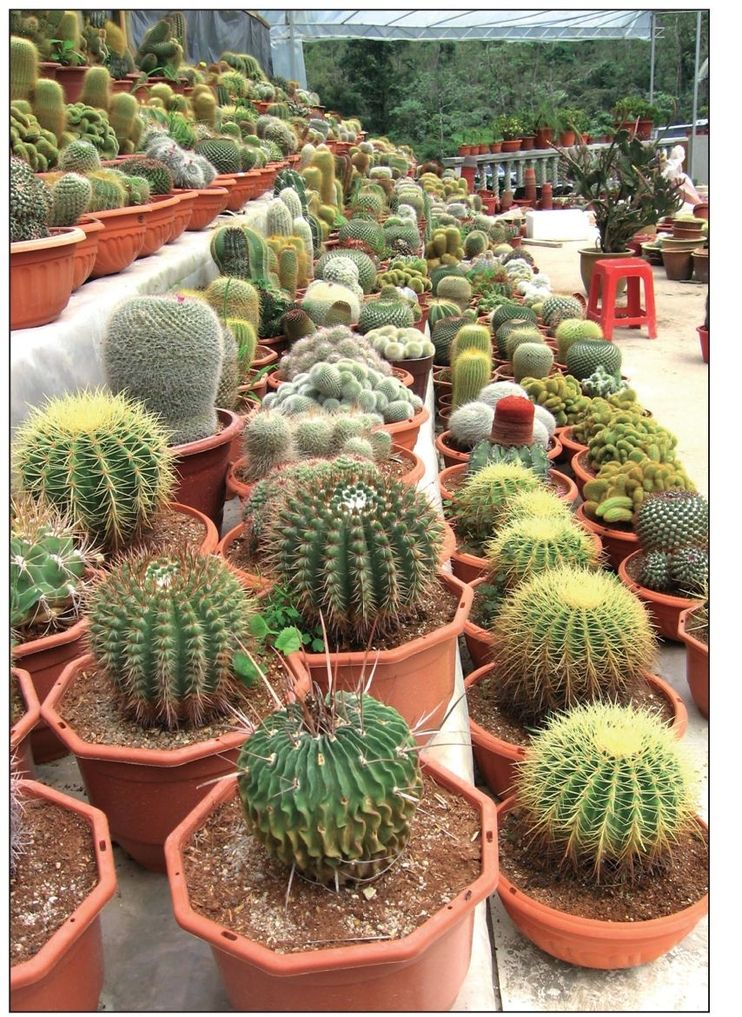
[
  {"left": 643, "top": 272, "right": 657, "bottom": 339},
  {"left": 602, "top": 271, "right": 617, "bottom": 340},
  {"left": 587, "top": 270, "right": 602, "bottom": 323},
  {"left": 627, "top": 277, "right": 641, "bottom": 326}
]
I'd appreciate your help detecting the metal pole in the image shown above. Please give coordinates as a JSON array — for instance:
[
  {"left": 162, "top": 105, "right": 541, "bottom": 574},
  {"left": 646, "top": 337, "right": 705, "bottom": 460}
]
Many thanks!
[
  {"left": 689, "top": 10, "right": 701, "bottom": 179},
  {"left": 288, "top": 11, "right": 297, "bottom": 82},
  {"left": 649, "top": 12, "right": 656, "bottom": 102}
]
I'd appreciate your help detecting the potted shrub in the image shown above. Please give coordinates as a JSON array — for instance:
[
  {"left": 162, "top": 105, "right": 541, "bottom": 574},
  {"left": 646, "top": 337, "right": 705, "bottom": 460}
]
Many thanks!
[
  {"left": 44, "top": 10, "right": 89, "bottom": 102},
  {"left": 532, "top": 99, "right": 563, "bottom": 149},
  {"left": 553, "top": 130, "right": 683, "bottom": 293},
  {"left": 678, "top": 595, "right": 708, "bottom": 718},
  {"left": 496, "top": 702, "right": 707, "bottom": 968},
  {"left": 40, "top": 549, "right": 311, "bottom": 871},
  {"left": 498, "top": 115, "right": 524, "bottom": 152},
  {"left": 164, "top": 685, "right": 500, "bottom": 1011},
  {"left": 10, "top": 776, "right": 117, "bottom": 1011},
  {"left": 613, "top": 95, "right": 658, "bottom": 140},
  {"left": 557, "top": 106, "right": 589, "bottom": 146},
  {"left": 588, "top": 110, "right": 616, "bottom": 143}
]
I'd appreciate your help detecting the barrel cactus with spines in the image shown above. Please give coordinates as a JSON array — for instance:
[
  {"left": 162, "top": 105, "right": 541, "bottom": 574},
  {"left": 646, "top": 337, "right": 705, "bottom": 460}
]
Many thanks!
[
  {"left": 450, "top": 461, "right": 541, "bottom": 552},
  {"left": 338, "top": 218, "right": 386, "bottom": 256},
  {"left": 205, "top": 277, "right": 260, "bottom": 329},
  {"left": 58, "top": 138, "right": 101, "bottom": 173},
  {"left": 358, "top": 290, "right": 415, "bottom": 333},
  {"left": 316, "top": 249, "right": 378, "bottom": 293},
  {"left": 450, "top": 324, "right": 492, "bottom": 364},
  {"left": 490, "top": 567, "right": 657, "bottom": 725},
  {"left": 505, "top": 488, "right": 573, "bottom": 525},
  {"left": 513, "top": 342, "right": 554, "bottom": 382},
  {"left": 668, "top": 546, "right": 708, "bottom": 595},
  {"left": 502, "top": 327, "right": 544, "bottom": 362},
  {"left": 48, "top": 173, "right": 92, "bottom": 226},
  {"left": 515, "top": 702, "right": 698, "bottom": 879},
  {"left": 432, "top": 314, "right": 474, "bottom": 366},
  {"left": 120, "top": 157, "right": 173, "bottom": 195},
  {"left": 11, "top": 35, "right": 38, "bottom": 102},
  {"left": 102, "top": 296, "right": 224, "bottom": 446},
  {"left": 634, "top": 491, "right": 708, "bottom": 553},
  {"left": 567, "top": 339, "right": 622, "bottom": 381},
  {"left": 237, "top": 691, "right": 422, "bottom": 886},
  {"left": 194, "top": 138, "right": 241, "bottom": 174},
  {"left": 264, "top": 458, "right": 443, "bottom": 637},
  {"left": 555, "top": 318, "right": 605, "bottom": 361},
  {"left": 87, "top": 550, "right": 254, "bottom": 729},
  {"left": 542, "top": 294, "right": 584, "bottom": 329},
  {"left": 492, "top": 302, "right": 537, "bottom": 332},
  {"left": 13, "top": 391, "right": 174, "bottom": 551},
  {"left": 467, "top": 441, "right": 550, "bottom": 481},
  {"left": 485, "top": 516, "right": 600, "bottom": 591},
  {"left": 241, "top": 411, "right": 297, "bottom": 481},
  {"left": 88, "top": 172, "right": 127, "bottom": 211},
  {"left": 452, "top": 349, "right": 492, "bottom": 410},
  {"left": 437, "top": 275, "right": 472, "bottom": 311},
  {"left": 637, "top": 549, "right": 673, "bottom": 591}
]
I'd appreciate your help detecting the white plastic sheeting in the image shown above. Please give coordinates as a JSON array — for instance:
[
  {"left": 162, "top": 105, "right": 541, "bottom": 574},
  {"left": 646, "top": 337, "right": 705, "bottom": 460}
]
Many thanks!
[{"left": 260, "top": 9, "right": 653, "bottom": 86}]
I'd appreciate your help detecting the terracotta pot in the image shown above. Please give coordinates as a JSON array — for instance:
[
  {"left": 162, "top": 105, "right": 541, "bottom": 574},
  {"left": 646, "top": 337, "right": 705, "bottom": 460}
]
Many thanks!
[
  {"left": 167, "top": 189, "right": 197, "bottom": 241},
  {"left": 438, "top": 463, "right": 577, "bottom": 506},
  {"left": 214, "top": 171, "right": 264, "bottom": 212},
  {"left": 662, "top": 248, "right": 694, "bottom": 281},
  {"left": 228, "top": 391, "right": 261, "bottom": 463},
  {"left": 251, "top": 345, "right": 279, "bottom": 369},
  {"left": 54, "top": 64, "right": 88, "bottom": 103},
  {"left": 534, "top": 128, "right": 553, "bottom": 149},
  {"left": 578, "top": 247, "right": 632, "bottom": 296},
  {"left": 136, "top": 194, "right": 181, "bottom": 258},
  {"left": 693, "top": 203, "right": 709, "bottom": 221},
  {"left": 692, "top": 249, "right": 709, "bottom": 284},
  {"left": 496, "top": 796, "right": 706, "bottom": 969},
  {"left": 40, "top": 653, "right": 311, "bottom": 871},
  {"left": 677, "top": 606, "right": 709, "bottom": 718},
  {"left": 11, "top": 227, "right": 85, "bottom": 330},
  {"left": 164, "top": 755, "right": 498, "bottom": 1011},
  {"left": 559, "top": 130, "right": 577, "bottom": 146},
  {"left": 574, "top": 502, "right": 638, "bottom": 570},
  {"left": 557, "top": 425, "right": 588, "bottom": 459},
  {"left": 110, "top": 77, "right": 132, "bottom": 93},
  {"left": 501, "top": 139, "right": 523, "bottom": 153},
  {"left": 288, "top": 573, "right": 472, "bottom": 739},
  {"left": 10, "top": 780, "right": 116, "bottom": 1012},
  {"left": 462, "top": 577, "right": 496, "bottom": 668},
  {"left": 697, "top": 325, "right": 709, "bottom": 364},
  {"left": 216, "top": 523, "right": 274, "bottom": 592},
  {"left": 385, "top": 355, "right": 433, "bottom": 400},
  {"left": 167, "top": 500, "right": 221, "bottom": 555},
  {"left": 379, "top": 405, "right": 429, "bottom": 451},
  {"left": 11, "top": 667, "right": 41, "bottom": 779},
  {"left": 171, "top": 409, "right": 243, "bottom": 530},
  {"left": 636, "top": 119, "right": 654, "bottom": 141},
  {"left": 570, "top": 448, "right": 596, "bottom": 497},
  {"left": 618, "top": 550, "right": 703, "bottom": 642},
  {"left": 258, "top": 333, "right": 291, "bottom": 357},
  {"left": 435, "top": 428, "right": 566, "bottom": 471},
  {"left": 70, "top": 217, "right": 104, "bottom": 291},
  {"left": 38, "top": 61, "right": 60, "bottom": 80},
  {"left": 392, "top": 366, "right": 415, "bottom": 389},
  {"left": 84, "top": 206, "right": 147, "bottom": 278},
  {"left": 183, "top": 185, "right": 230, "bottom": 231}
]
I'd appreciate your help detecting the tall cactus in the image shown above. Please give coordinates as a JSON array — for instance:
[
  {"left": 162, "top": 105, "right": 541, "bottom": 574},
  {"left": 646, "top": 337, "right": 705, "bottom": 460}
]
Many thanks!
[{"left": 10, "top": 36, "right": 38, "bottom": 101}]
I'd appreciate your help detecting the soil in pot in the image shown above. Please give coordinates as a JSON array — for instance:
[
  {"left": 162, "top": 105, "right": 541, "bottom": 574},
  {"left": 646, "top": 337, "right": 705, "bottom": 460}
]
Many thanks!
[{"left": 127, "top": 503, "right": 217, "bottom": 557}]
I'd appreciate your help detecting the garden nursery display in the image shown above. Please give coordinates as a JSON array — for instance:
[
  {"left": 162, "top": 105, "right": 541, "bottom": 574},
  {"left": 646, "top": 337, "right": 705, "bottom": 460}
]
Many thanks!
[{"left": 9, "top": 10, "right": 708, "bottom": 1014}]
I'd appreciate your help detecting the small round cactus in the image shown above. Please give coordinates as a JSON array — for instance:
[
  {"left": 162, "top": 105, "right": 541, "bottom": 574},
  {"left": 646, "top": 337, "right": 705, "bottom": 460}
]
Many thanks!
[
  {"left": 241, "top": 410, "right": 297, "bottom": 481},
  {"left": 450, "top": 461, "right": 540, "bottom": 552},
  {"left": 485, "top": 516, "right": 600, "bottom": 590},
  {"left": 448, "top": 401, "right": 494, "bottom": 450},
  {"left": 505, "top": 488, "right": 573, "bottom": 524},
  {"left": 237, "top": 691, "right": 422, "bottom": 886},
  {"left": 637, "top": 548, "right": 673, "bottom": 591},
  {"left": 634, "top": 491, "right": 708, "bottom": 553}
]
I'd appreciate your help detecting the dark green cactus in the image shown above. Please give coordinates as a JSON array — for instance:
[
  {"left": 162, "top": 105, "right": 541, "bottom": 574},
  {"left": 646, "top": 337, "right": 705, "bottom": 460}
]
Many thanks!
[
  {"left": 634, "top": 491, "right": 708, "bottom": 553},
  {"left": 467, "top": 440, "right": 550, "bottom": 481},
  {"left": 10, "top": 156, "right": 52, "bottom": 242},
  {"left": 566, "top": 339, "right": 622, "bottom": 382},
  {"left": 58, "top": 138, "right": 101, "bottom": 173},
  {"left": 195, "top": 138, "right": 242, "bottom": 175},
  {"left": 119, "top": 157, "right": 174, "bottom": 195},
  {"left": 49, "top": 172, "right": 92, "bottom": 226}
]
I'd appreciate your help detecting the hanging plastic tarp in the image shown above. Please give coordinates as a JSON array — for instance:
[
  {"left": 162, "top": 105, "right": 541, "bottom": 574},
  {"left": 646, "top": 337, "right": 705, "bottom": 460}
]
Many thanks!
[
  {"left": 127, "top": 10, "right": 273, "bottom": 72},
  {"left": 260, "top": 9, "right": 653, "bottom": 86}
]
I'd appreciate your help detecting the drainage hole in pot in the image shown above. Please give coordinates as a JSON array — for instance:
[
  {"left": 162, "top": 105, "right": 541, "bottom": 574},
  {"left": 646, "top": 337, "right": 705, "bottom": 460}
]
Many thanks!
[
  {"left": 464, "top": 890, "right": 472, "bottom": 901},
  {"left": 509, "top": 887, "right": 518, "bottom": 895},
  {"left": 486, "top": 831, "right": 494, "bottom": 843},
  {"left": 100, "top": 841, "right": 107, "bottom": 851},
  {"left": 57, "top": 721, "right": 67, "bottom": 729},
  {"left": 222, "top": 930, "right": 238, "bottom": 941},
  {"left": 69, "top": 917, "right": 76, "bottom": 923}
]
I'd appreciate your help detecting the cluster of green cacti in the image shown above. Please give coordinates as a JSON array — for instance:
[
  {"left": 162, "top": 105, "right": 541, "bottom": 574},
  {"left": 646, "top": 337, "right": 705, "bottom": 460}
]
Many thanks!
[
  {"left": 102, "top": 296, "right": 227, "bottom": 446},
  {"left": 520, "top": 374, "right": 590, "bottom": 427},
  {"left": 365, "top": 325, "right": 435, "bottom": 362},
  {"left": 65, "top": 102, "right": 119, "bottom": 158},
  {"left": 580, "top": 364, "right": 627, "bottom": 398},
  {"left": 358, "top": 286, "right": 417, "bottom": 333},
  {"left": 515, "top": 702, "right": 698, "bottom": 880},
  {"left": 135, "top": 19, "right": 183, "bottom": 74},
  {"left": 570, "top": 391, "right": 643, "bottom": 444},
  {"left": 316, "top": 248, "right": 378, "bottom": 293},
  {"left": 87, "top": 550, "right": 254, "bottom": 729},
  {"left": 449, "top": 461, "right": 542, "bottom": 553},
  {"left": 541, "top": 294, "right": 585, "bottom": 330},
  {"left": 146, "top": 132, "right": 216, "bottom": 189},
  {"left": 375, "top": 266, "right": 431, "bottom": 294},
  {"left": 587, "top": 415, "right": 678, "bottom": 470},
  {"left": 634, "top": 491, "right": 709, "bottom": 595},
  {"left": 13, "top": 391, "right": 174, "bottom": 551},
  {"left": 10, "top": 156, "right": 52, "bottom": 242},
  {"left": 425, "top": 226, "right": 464, "bottom": 269},
  {"left": 238, "top": 691, "right": 422, "bottom": 886},
  {"left": 382, "top": 217, "right": 421, "bottom": 257},
  {"left": 484, "top": 515, "right": 600, "bottom": 592},
  {"left": 582, "top": 459, "right": 696, "bottom": 523},
  {"left": 301, "top": 280, "right": 361, "bottom": 327},
  {"left": 555, "top": 318, "right": 605, "bottom": 360},
  {"left": 337, "top": 218, "right": 386, "bottom": 256},
  {"left": 10, "top": 497, "right": 101, "bottom": 638},
  {"left": 265, "top": 356, "right": 422, "bottom": 424},
  {"left": 491, "top": 566, "right": 656, "bottom": 724},
  {"left": 240, "top": 409, "right": 392, "bottom": 481},
  {"left": 11, "top": 101, "right": 59, "bottom": 171},
  {"left": 350, "top": 189, "right": 385, "bottom": 220},
  {"left": 263, "top": 457, "right": 442, "bottom": 636},
  {"left": 419, "top": 172, "right": 468, "bottom": 201},
  {"left": 119, "top": 157, "right": 174, "bottom": 195},
  {"left": 467, "top": 440, "right": 550, "bottom": 481}
]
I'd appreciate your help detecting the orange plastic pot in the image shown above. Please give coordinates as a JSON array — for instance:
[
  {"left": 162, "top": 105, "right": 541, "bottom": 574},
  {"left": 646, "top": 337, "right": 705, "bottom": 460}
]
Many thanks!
[
  {"left": 678, "top": 606, "right": 709, "bottom": 718},
  {"left": 574, "top": 502, "right": 638, "bottom": 570},
  {"left": 252, "top": 345, "right": 280, "bottom": 369},
  {"left": 214, "top": 172, "right": 262, "bottom": 211},
  {"left": 172, "top": 409, "right": 243, "bottom": 530},
  {"left": 41, "top": 653, "right": 311, "bottom": 872},
  {"left": 216, "top": 524, "right": 274, "bottom": 592},
  {"left": 496, "top": 796, "right": 706, "bottom": 969},
  {"left": 10, "top": 780, "right": 116, "bottom": 1012},
  {"left": 435, "top": 430, "right": 563, "bottom": 470},
  {"left": 86, "top": 206, "right": 147, "bottom": 278},
  {"left": 618, "top": 550, "right": 703, "bottom": 642},
  {"left": 258, "top": 333, "right": 291, "bottom": 357},
  {"left": 164, "top": 755, "right": 499, "bottom": 1012},
  {"left": 54, "top": 64, "right": 88, "bottom": 103},
  {"left": 136, "top": 194, "right": 181, "bottom": 258},
  {"left": 71, "top": 218, "right": 104, "bottom": 291},
  {"left": 183, "top": 185, "right": 230, "bottom": 231},
  {"left": 167, "top": 189, "right": 197, "bottom": 241},
  {"left": 379, "top": 405, "right": 429, "bottom": 451},
  {"left": 11, "top": 667, "right": 41, "bottom": 779},
  {"left": 287, "top": 573, "right": 472, "bottom": 739},
  {"left": 570, "top": 448, "right": 596, "bottom": 497},
  {"left": 554, "top": 424, "right": 587, "bottom": 460},
  {"left": 10, "top": 227, "right": 85, "bottom": 330},
  {"left": 463, "top": 578, "right": 496, "bottom": 668},
  {"left": 438, "top": 463, "right": 576, "bottom": 506},
  {"left": 392, "top": 366, "right": 415, "bottom": 390}
]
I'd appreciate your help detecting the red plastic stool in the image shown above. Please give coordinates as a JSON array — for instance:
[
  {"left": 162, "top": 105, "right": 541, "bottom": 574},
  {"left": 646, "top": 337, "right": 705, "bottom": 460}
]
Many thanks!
[{"left": 587, "top": 257, "right": 657, "bottom": 340}]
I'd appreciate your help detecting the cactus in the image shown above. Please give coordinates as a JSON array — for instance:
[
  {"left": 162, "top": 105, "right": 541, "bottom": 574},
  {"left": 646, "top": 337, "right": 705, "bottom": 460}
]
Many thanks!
[
  {"left": 485, "top": 516, "right": 599, "bottom": 590},
  {"left": 316, "top": 248, "right": 378, "bottom": 293},
  {"left": 567, "top": 339, "right": 622, "bottom": 381},
  {"left": 492, "top": 302, "right": 537, "bottom": 332},
  {"left": 282, "top": 307, "right": 316, "bottom": 343},
  {"left": 490, "top": 567, "right": 656, "bottom": 724},
  {"left": 504, "top": 488, "right": 573, "bottom": 524},
  {"left": 437, "top": 275, "right": 472, "bottom": 311},
  {"left": 448, "top": 401, "right": 494, "bottom": 449},
  {"left": 452, "top": 349, "right": 492, "bottom": 410},
  {"left": 87, "top": 551, "right": 254, "bottom": 729},
  {"left": 634, "top": 492, "right": 708, "bottom": 553},
  {"left": 637, "top": 548, "right": 673, "bottom": 591},
  {"left": 542, "top": 294, "right": 584, "bottom": 329},
  {"left": 450, "top": 461, "right": 541, "bottom": 552},
  {"left": 13, "top": 391, "right": 174, "bottom": 550},
  {"left": 120, "top": 157, "right": 173, "bottom": 195},
  {"left": 587, "top": 415, "right": 677, "bottom": 471},
  {"left": 366, "top": 326, "right": 435, "bottom": 362},
  {"left": 302, "top": 281, "right": 361, "bottom": 327},
  {"left": 87, "top": 171, "right": 127, "bottom": 211},
  {"left": 581, "top": 364, "right": 626, "bottom": 398},
  {"left": 241, "top": 411, "right": 297, "bottom": 480},
  {"left": 49, "top": 172, "right": 92, "bottom": 226},
  {"left": 195, "top": 138, "right": 242, "bottom": 175},
  {"left": 11, "top": 36, "right": 38, "bottom": 101},
  {"left": 668, "top": 546, "right": 708, "bottom": 595},
  {"left": 102, "top": 296, "right": 225, "bottom": 445},
  {"left": 205, "top": 277, "right": 260, "bottom": 329},
  {"left": 520, "top": 374, "right": 591, "bottom": 428},
  {"left": 358, "top": 291, "right": 415, "bottom": 333},
  {"left": 33, "top": 79, "right": 67, "bottom": 142},
  {"left": 264, "top": 458, "right": 443, "bottom": 637},
  {"left": 237, "top": 691, "right": 421, "bottom": 886},
  {"left": 338, "top": 218, "right": 386, "bottom": 256},
  {"left": 515, "top": 702, "right": 698, "bottom": 878},
  {"left": 10, "top": 157, "right": 52, "bottom": 242},
  {"left": 266, "top": 197, "right": 294, "bottom": 237},
  {"left": 450, "top": 324, "right": 492, "bottom": 364},
  {"left": 583, "top": 459, "right": 696, "bottom": 524},
  {"left": 555, "top": 318, "right": 605, "bottom": 361},
  {"left": 467, "top": 440, "right": 550, "bottom": 481},
  {"left": 108, "top": 92, "right": 140, "bottom": 148},
  {"left": 58, "top": 138, "right": 101, "bottom": 173},
  {"left": 513, "top": 342, "right": 554, "bottom": 382},
  {"left": 79, "top": 65, "right": 111, "bottom": 111},
  {"left": 464, "top": 230, "right": 489, "bottom": 259},
  {"left": 278, "top": 246, "right": 298, "bottom": 297}
]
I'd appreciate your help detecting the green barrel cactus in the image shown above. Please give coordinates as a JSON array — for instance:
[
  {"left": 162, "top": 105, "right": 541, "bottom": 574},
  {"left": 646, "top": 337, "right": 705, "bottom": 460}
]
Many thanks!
[
  {"left": 503, "top": 488, "right": 573, "bottom": 524},
  {"left": 49, "top": 172, "right": 92, "bottom": 226},
  {"left": 241, "top": 411, "right": 297, "bottom": 481},
  {"left": 668, "top": 545, "right": 708, "bottom": 595},
  {"left": 513, "top": 342, "right": 553, "bottom": 383},
  {"left": 485, "top": 516, "right": 599, "bottom": 590},
  {"left": 634, "top": 491, "right": 708, "bottom": 553},
  {"left": 13, "top": 391, "right": 174, "bottom": 551},
  {"left": 515, "top": 702, "right": 698, "bottom": 878},
  {"left": 237, "top": 691, "right": 422, "bottom": 885},
  {"left": 492, "top": 302, "right": 536, "bottom": 332},
  {"left": 491, "top": 566, "right": 656, "bottom": 724},
  {"left": 566, "top": 339, "right": 622, "bottom": 381},
  {"left": 316, "top": 248, "right": 378, "bottom": 293},
  {"left": 555, "top": 318, "right": 605, "bottom": 361},
  {"left": 541, "top": 294, "right": 584, "bottom": 329},
  {"left": 87, "top": 550, "right": 254, "bottom": 729},
  {"left": 58, "top": 138, "right": 101, "bottom": 173},
  {"left": 452, "top": 349, "right": 492, "bottom": 410},
  {"left": 195, "top": 138, "right": 242, "bottom": 175},
  {"left": 450, "top": 461, "right": 541, "bottom": 552}
]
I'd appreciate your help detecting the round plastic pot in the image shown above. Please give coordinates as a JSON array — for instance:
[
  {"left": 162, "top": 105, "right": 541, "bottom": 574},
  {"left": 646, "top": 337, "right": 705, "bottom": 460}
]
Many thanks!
[
  {"left": 54, "top": 64, "right": 88, "bottom": 103},
  {"left": 379, "top": 405, "right": 429, "bottom": 452},
  {"left": 574, "top": 502, "right": 638, "bottom": 571},
  {"left": 618, "top": 550, "right": 703, "bottom": 642},
  {"left": 556, "top": 425, "right": 588, "bottom": 459},
  {"left": 495, "top": 796, "right": 706, "bottom": 969},
  {"left": 11, "top": 227, "right": 85, "bottom": 330},
  {"left": 697, "top": 326, "right": 709, "bottom": 364},
  {"left": 11, "top": 667, "right": 41, "bottom": 779},
  {"left": 438, "top": 463, "right": 577, "bottom": 506},
  {"left": 385, "top": 355, "right": 433, "bottom": 400},
  {"left": 214, "top": 172, "right": 262, "bottom": 212},
  {"left": 677, "top": 606, "right": 709, "bottom": 718},
  {"left": 183, "top": 185, "right": 230, "bottom": 231},
  {"left": 164, "top": 755, "right": 499, "bottom": 1012},
  {"left": 86, "top": 206, "right": 148, "bottom": 278},
  {"left": 691, "top": 250, "right": 709, "bottom": 284},
  {"left": 171, "top": 409, "right": 243, "bottom": 530},
  {"left": 392, "top": 366, "right": 415, "bottom": 390},
  {"left": 71, "top": 218, "right": 105, "bottom": 291},
  {"left": 136, "top": 194, "right": 181, "bottom": 258},
  {"left": 216, "top": 524, "right": 274, "bottom": 592},
  {"left": 10, "top": 780, "right": 116, "bottom": 1012},
  {"left": 167, "top": 189, "right": 197, "bottom": 241},
  {"left": 571, "top": 448, "right": 596, "bottom": 497},
  {"left": 40, "top": 653, "right": 311, "bottom": 872},
  {"left": 463, "top": 578, "right": 496, "bottom": 668},
  {"left": 288, "top": 573, "right": 472, "bottom": 739}
]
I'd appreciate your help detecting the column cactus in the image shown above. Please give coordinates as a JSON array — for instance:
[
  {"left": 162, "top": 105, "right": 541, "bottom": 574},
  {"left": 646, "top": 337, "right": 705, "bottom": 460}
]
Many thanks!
[{"left": 11, "top": 35, "right": 39, "bottom": 101}]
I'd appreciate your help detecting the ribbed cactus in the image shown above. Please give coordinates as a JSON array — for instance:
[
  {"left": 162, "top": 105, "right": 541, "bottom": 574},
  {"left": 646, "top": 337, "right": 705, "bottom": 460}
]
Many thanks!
[
  {"left": 226, "top": 317, "right": 258, "bottom": 372},
  {"left": 464, "top": 230, "right": 488, "bottom": 259},
  {"left": 668, "top": 546, "right": 708, "bottom": 594},
  {"left": 492, "top": 302, "right": 537, "bottom": 332},
  {"left": 10, "top": 156, "right": 52, "bottom": 242},
  {"left": 264, "top": 458, "right": 444, "bottom": 637},
  {"left": 452, "top": 349, "right": 492, "bottom": 410},
  {"left": 108, "top": 92, "right": 139, "bottom": 148},
  {"left": 281, "top": 307, "right": 316, "bottom": 342},
  {"left": 192, "top": 88, "right": 217, "bottom": 126},
  {"left": 513, "top": 342, "right": 554, "bottom": 382},
  {"left": 278, "top": 246, "right": 298, "bottom": 296},
  {"left": 49, "top": 172, "right": 92, "bottom": 226},
  {"left": 637, "top": 549, "right": 672, "bottom": 591},
  {"left": 467, "top": 440, "right": 550, "bottom": 481},
  {"left": 58, "top": 138, "right": 101, "bottom": 173},
  {"left": 102, "top": 296, "right": 225, "bottom": 446},
  {"left": 338, "top": 218, "right": 386, "bottom": 256},
  {"left": 437, "top": 275, "right": 472, "bottom": 311},
  {"left": 241, "top": 411, "right": 297, "bottom": 481},
  {"left": 11, "top": 36, "right": 38, "bottom": 102},
  {"left": 358, "top": 290, "right": 415, "bottom": 333},
  {"left": 119, "top": 157, "right": 173, "bottom": 195},
  {"left": 13, "top": 391, "right": 174, "bottom": 550},
  {"left": 450, "top": 324, "right": 492, "bottom": 364},
  {"left": 634, "top": 491, "right": 708, "bottom": 553},
  {"left": 87, "top": 550, "right": 254, "bottom": 729},
  {"left": 309, "top": 148, "right": 337, "bottom": 205},
  {"left": 491, "top": 567, "right": 657, "bottom": 724},
  {"left": 504, "top": 488, "right": 573, "bottom": 524},
  {"left": 87, "top": 171, "right": 127, "bottom": 211},
  {"left": 266, "top": 197, "right": 293, "bottom": 237},
  {"left": 555, "top": 318, "right": 605, "bottom": 361},
  {"left": 210, "top": 225, "right": 270, "bottom": 283},
  {"left": 237, "top": 691, "right": 422, "bottom": 886},
  {"left": 450, "top": 461, "right": 540, "bottom": 551},
  {"left": 33, "top": 79, "right": 67, "bottom": 142},
  {"left": 567, "top": 339, "right": 622, "bottom": 381},
  {"left": 205, "top": 277, "right": 260, "bottom": 328},
  {"left": 515, "top": 702, "right": 698, "bottom": 878},
  {"left": 502, "top": 327, "right": 544, "bottom": 362},
  {"left": 79, "top": 65, "right": 111, "bottom": 111},
  {"left": 485, "top": 517, "right": 599, "bottom": 590},
  {"left": 542, "top": 294, "right": 584, "bottom": 329},
  {"left": 316, "top": 249, "right": 377, "bottom": 293},
  {"left": 194, "top": 138, "right": 242, "bottom": 175}
]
